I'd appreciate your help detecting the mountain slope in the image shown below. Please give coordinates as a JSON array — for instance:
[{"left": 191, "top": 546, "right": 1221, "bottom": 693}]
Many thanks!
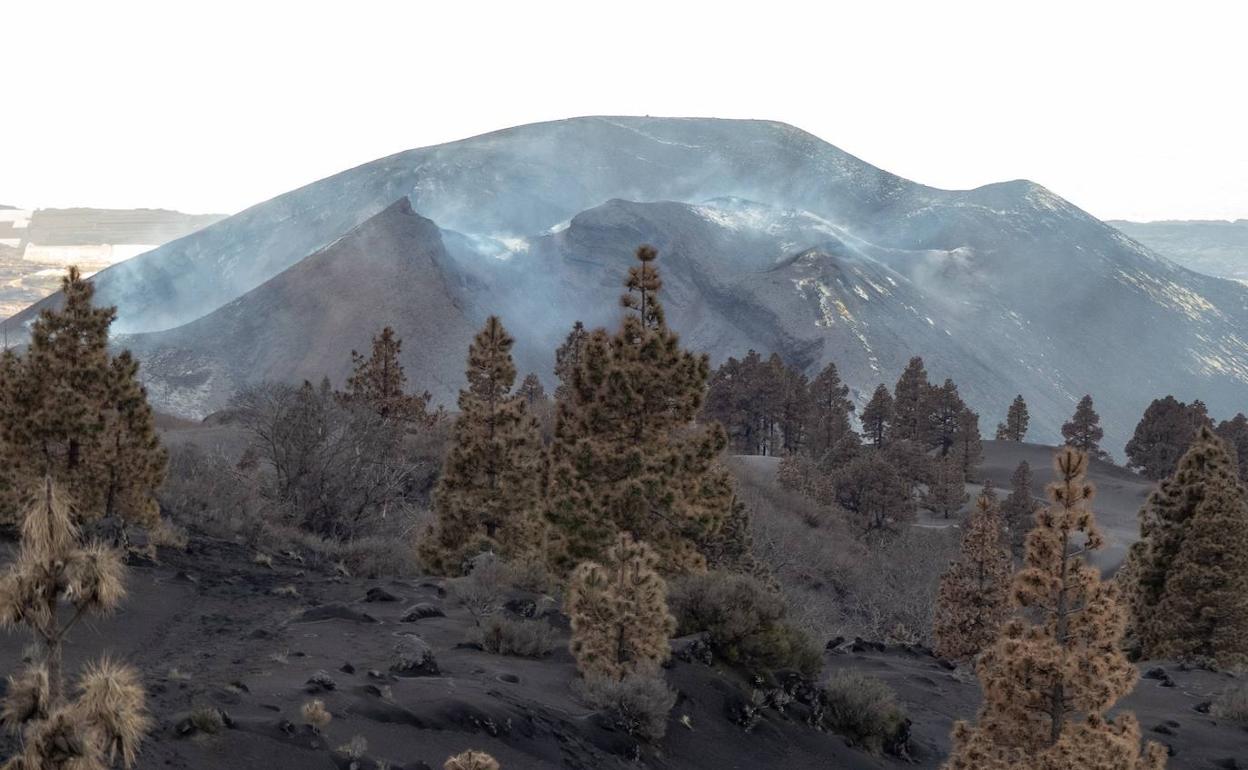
[
  {"left": 9, "top": 117, "right": 1248, "bottom": 449},
  {"left": 1109, "top": 219, "right": 1248, "bottom": 281},
  {"left": 121, "top": 198, "right": 477, "bottom": 415}
]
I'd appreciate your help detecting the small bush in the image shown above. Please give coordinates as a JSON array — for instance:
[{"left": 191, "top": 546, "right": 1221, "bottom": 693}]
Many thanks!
[
  {"left": 392, "top": 635, "right": 438, "bottom": 675},
  {"left": 189, "top": 703, "right": 225, "bottom": 735},
  {"left": 819, "top": 670, "right": 907, "bottom": 754},
  {"left": 271, "top": 584, "right": 299, "bottom": 597},
  {"left": 477, "top": 616, "right": 554, "bottom": 658},
  {"left": 444, "top": 750, "right": 500, "bottom": 770},
  {"left": 669, "top": 571, "right": 822, "bottom": 676},
  {"left": 1213, "top": 680, "right": 1248, "bottom": 724},
  {"left": 574, "top": 673, "right": 677, "bottom": 742},
  {"left": 337, "top": 734, "right": 368, "bottom": 759},
  {"left": 450, "top": 554, "right": 506, "bottom": 624},
  {"left": 301, "top": 699, "right": 332, "bottom": 730}
]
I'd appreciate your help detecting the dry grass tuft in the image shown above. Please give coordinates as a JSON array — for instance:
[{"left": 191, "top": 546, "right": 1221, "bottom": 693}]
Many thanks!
[
  {"left": 444, "top": 750, "right": 501, "bottom": 770},
  {"left": 301, "top": 699, "right": 332, "bottom": 730}
]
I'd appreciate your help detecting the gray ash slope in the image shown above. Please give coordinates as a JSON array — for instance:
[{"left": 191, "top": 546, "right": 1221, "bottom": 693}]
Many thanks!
[
  {"left": 0, "top": 533, "right": 1240, "bottom": 770},
  {"left": 11, "top": 117, "right": 1248, "bottom": 448}
]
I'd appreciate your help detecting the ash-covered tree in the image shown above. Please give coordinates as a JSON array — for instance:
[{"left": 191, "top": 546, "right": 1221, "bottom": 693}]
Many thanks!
[
  {"left": 932, "top": 492, "right": 1011, "bottom": 660},
  {"left": 553, "top": 320, "right": 589, "bottom": 403},
  {"left": 999, "top": 460, "right": 1037, "bottom": 561},
  {"left": 924, "top": 454, "right": 968, "bottom": 519},
  {"left": 929, "top": 379, "right": 967, "bottom": 456},
  {"left": 994, "top": 395, "right": 1029, "bottom": 442},
  {"left": 340, "top": 326, "right": 432, "bottom": 424},
  {"left": 97, "top": 352, "right": 167, "bottom": 526},
  {"left": 892, "top": 356, "right": 934, "bottom": 444},
  {"left": 564, "top": 534, "right": 676, "bottom": 680},
  {"left": 1124, "top": 395, "right": 1211, "bottom": 480},
  {"left": 420, "top": 317, "right": 546, "bottom": 575},
  {"left": 860, "top": 384, "right": 894, "bottom": 448},
  {"left": 953, "top": 407, "right": 984, "bottom": 482},
  {"left": 516, "top": 373, "right": 547, "bottom": 405},
  {"left": 1215, "top": 412, "right": 1248, "bottom": 483},
  {"left": 1125, "top": 427, "right": 1248, "bottom": 666},
  {"left": 806, "top": 361, "right": 854, "bottom": 460},
  {"left": 943, "top": 448, "right": 1166, "bottom": 770},
  {"left": 546, "top": 246, "right": 733, "bottom": 574},
  {"left": 0, "top": 267, "right": 165, "bottom": 528},
  {"left": 1062, "top": 394, "right": 1107, "bottom": 460},
  {"left": 0, "top": 478, "right": 151, "bottom": 769},
  {"left": 833, "top": 451, "right": 915, "bottom": 541}
]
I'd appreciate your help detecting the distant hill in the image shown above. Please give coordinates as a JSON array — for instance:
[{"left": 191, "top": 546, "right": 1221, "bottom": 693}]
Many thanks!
[
  {"left": 1109, "top": 219, "right": 1248, "bottom": 282},
  {"left": 0, "top": 206, "right": 225, "bottom": 322}
]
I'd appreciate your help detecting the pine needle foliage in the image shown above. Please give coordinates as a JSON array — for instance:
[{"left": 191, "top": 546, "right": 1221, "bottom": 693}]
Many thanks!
[
  {"left": 564, "top": 534, "right": 676, "bottom": 681},
  {"left": 0, "top": 478, "right": 150, "bottom": 769},
  {"left": 546, "top": 246, "right": 732, "bottom": 574},
  {"left": 932, "top": 493, "right": 1011, "bottom": 660},
  {"left": 0, "top": 268, "right": 165, "bottom": 528},
  {"left": 420, "top": 317, "right": 546, "bottom": 574},
  {"left": 945, "top": 448, "right": 1165, "bottom": 770},
  {"left": 1125, "top": 426, "right": 1248, "bottom": 667},
  {"left": 340, "top": 326, "right": 433, "bottom": 424}
]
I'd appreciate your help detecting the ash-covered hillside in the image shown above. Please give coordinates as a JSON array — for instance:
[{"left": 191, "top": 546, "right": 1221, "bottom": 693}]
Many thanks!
[{"left": 8, "top": 117, "right": 1248, "bottom": 449}]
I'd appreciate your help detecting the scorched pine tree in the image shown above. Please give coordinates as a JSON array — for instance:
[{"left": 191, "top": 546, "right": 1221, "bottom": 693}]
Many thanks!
[{"left": 943, "top": 448, "right": 1165, "bottom": 770}]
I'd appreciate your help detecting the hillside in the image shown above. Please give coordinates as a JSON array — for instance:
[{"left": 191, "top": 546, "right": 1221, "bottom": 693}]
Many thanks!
[
  {"left": 0, "top": 509, "right": 1240, "bottom": 770},
  {"left": 1110, "top": 219, "right": 1248, "bottom": 282},
  {"left": 8, "top": 117, "right": 1248, "bottom": 450}
]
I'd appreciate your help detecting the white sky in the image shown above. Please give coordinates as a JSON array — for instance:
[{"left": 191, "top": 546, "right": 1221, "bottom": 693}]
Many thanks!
[{"left": 4, "top": 0, "right": 1246, "bottom": 222}]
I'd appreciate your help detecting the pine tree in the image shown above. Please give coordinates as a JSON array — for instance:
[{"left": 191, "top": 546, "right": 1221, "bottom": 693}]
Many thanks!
[
  {"left": 833, "top": 452, "right": 915, "bottom": 540},
  {"left": 806, "top": 362, "right": 854, "bottom": 460},
  {"left": 96, "top": 352, "right": 167, "bottom": 528},
  {"left": 564, "top": 534, "right": 677, "bottom": 681},
  {"left": 1062, "top": 394, "right": 1107, "bottom": 460},
  {"left": 0, "top": 268, "right": 165, "bottom": 528},
  {"left": 953, "top": 407, "right": 984, "bottom": 482},
  {"left": 1214, "top": 412, "right": 1248, "bottom": 482},
  {"left": 419, "top": 317, "right": 546, "bottom": 575},
  {"left": 516, "top": 373, "right": 547, "bottom": 405},
  {"left": 892, "top": 357, "right": 933, "bottom": 444},
  {"left": 860, "top": 384, "right": 894, "bottom": 448},
  {"left": 924, "top": 454, "right": 968, "bottom": 519},
  {"left": 546, "top": 246, "right": 732, "bottom": 574},
  {"left": 932, "top": 492, "right": 1011, "bottom": 660},
  {"left": 1125, "top": 427, "right": 1248, "bottom": 666},
  {"left": 0, "top": 478, "right": 151, "bottom": 768},
  {"left": 994, "top": 395, "right": 1029, "bottom": 442},
  {"left": 1124, "top": 395, "right": 1212, "bottom": 481},
  {"left": 1150, "top": 458, "right": 1248, "bottom": 668},
  {"left": 943, "top": 448, "right": 1166, "bottom": 770},
  {"left": 930, "top": 379, "right": 966, "bottom": 456},
  {"left": 553, "top": 321, "right": 589, "bottom": 404},
  {"left": 341, "top": 326, "right": 432, "bottom": 423},
  {"left": 1000, "top": 460, "right": 1037, "bottom": 561}
]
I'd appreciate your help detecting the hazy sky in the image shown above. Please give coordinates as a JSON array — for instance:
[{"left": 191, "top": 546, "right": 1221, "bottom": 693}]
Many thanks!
[{"left": 5, "top": 1, "right": 1245, "bottom": 221}]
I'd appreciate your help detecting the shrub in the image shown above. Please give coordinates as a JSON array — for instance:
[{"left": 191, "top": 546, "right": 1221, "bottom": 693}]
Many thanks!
[
  {"left": 1212, "top": 680, "right": 1248, "bottom": 724},
  {"left": 189, "top": 703, "right": 225, "bottom": 734},
  {"left": 444, "top": 750, "right": 500, "bottom": 770},
  {"left": 669, "top": 571, "right": 822, "bottom": 676},
  {"left": 574, "top": 673, "right": 677, "bottom": 742},
  {"left": 338, "top": 734, "right": 369, "bottom": 759},
  {"left": 450, "top": 554, "right": 507, "bottom": 625},
  {"left": 301, "top": 699, "right": 331, "bottom": 730},
  {"left": 477, "top": 616, "right": 554, "bottom": 658},
  {"left": 820, "top": 670, "right": 907, "bottom": 754}
]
